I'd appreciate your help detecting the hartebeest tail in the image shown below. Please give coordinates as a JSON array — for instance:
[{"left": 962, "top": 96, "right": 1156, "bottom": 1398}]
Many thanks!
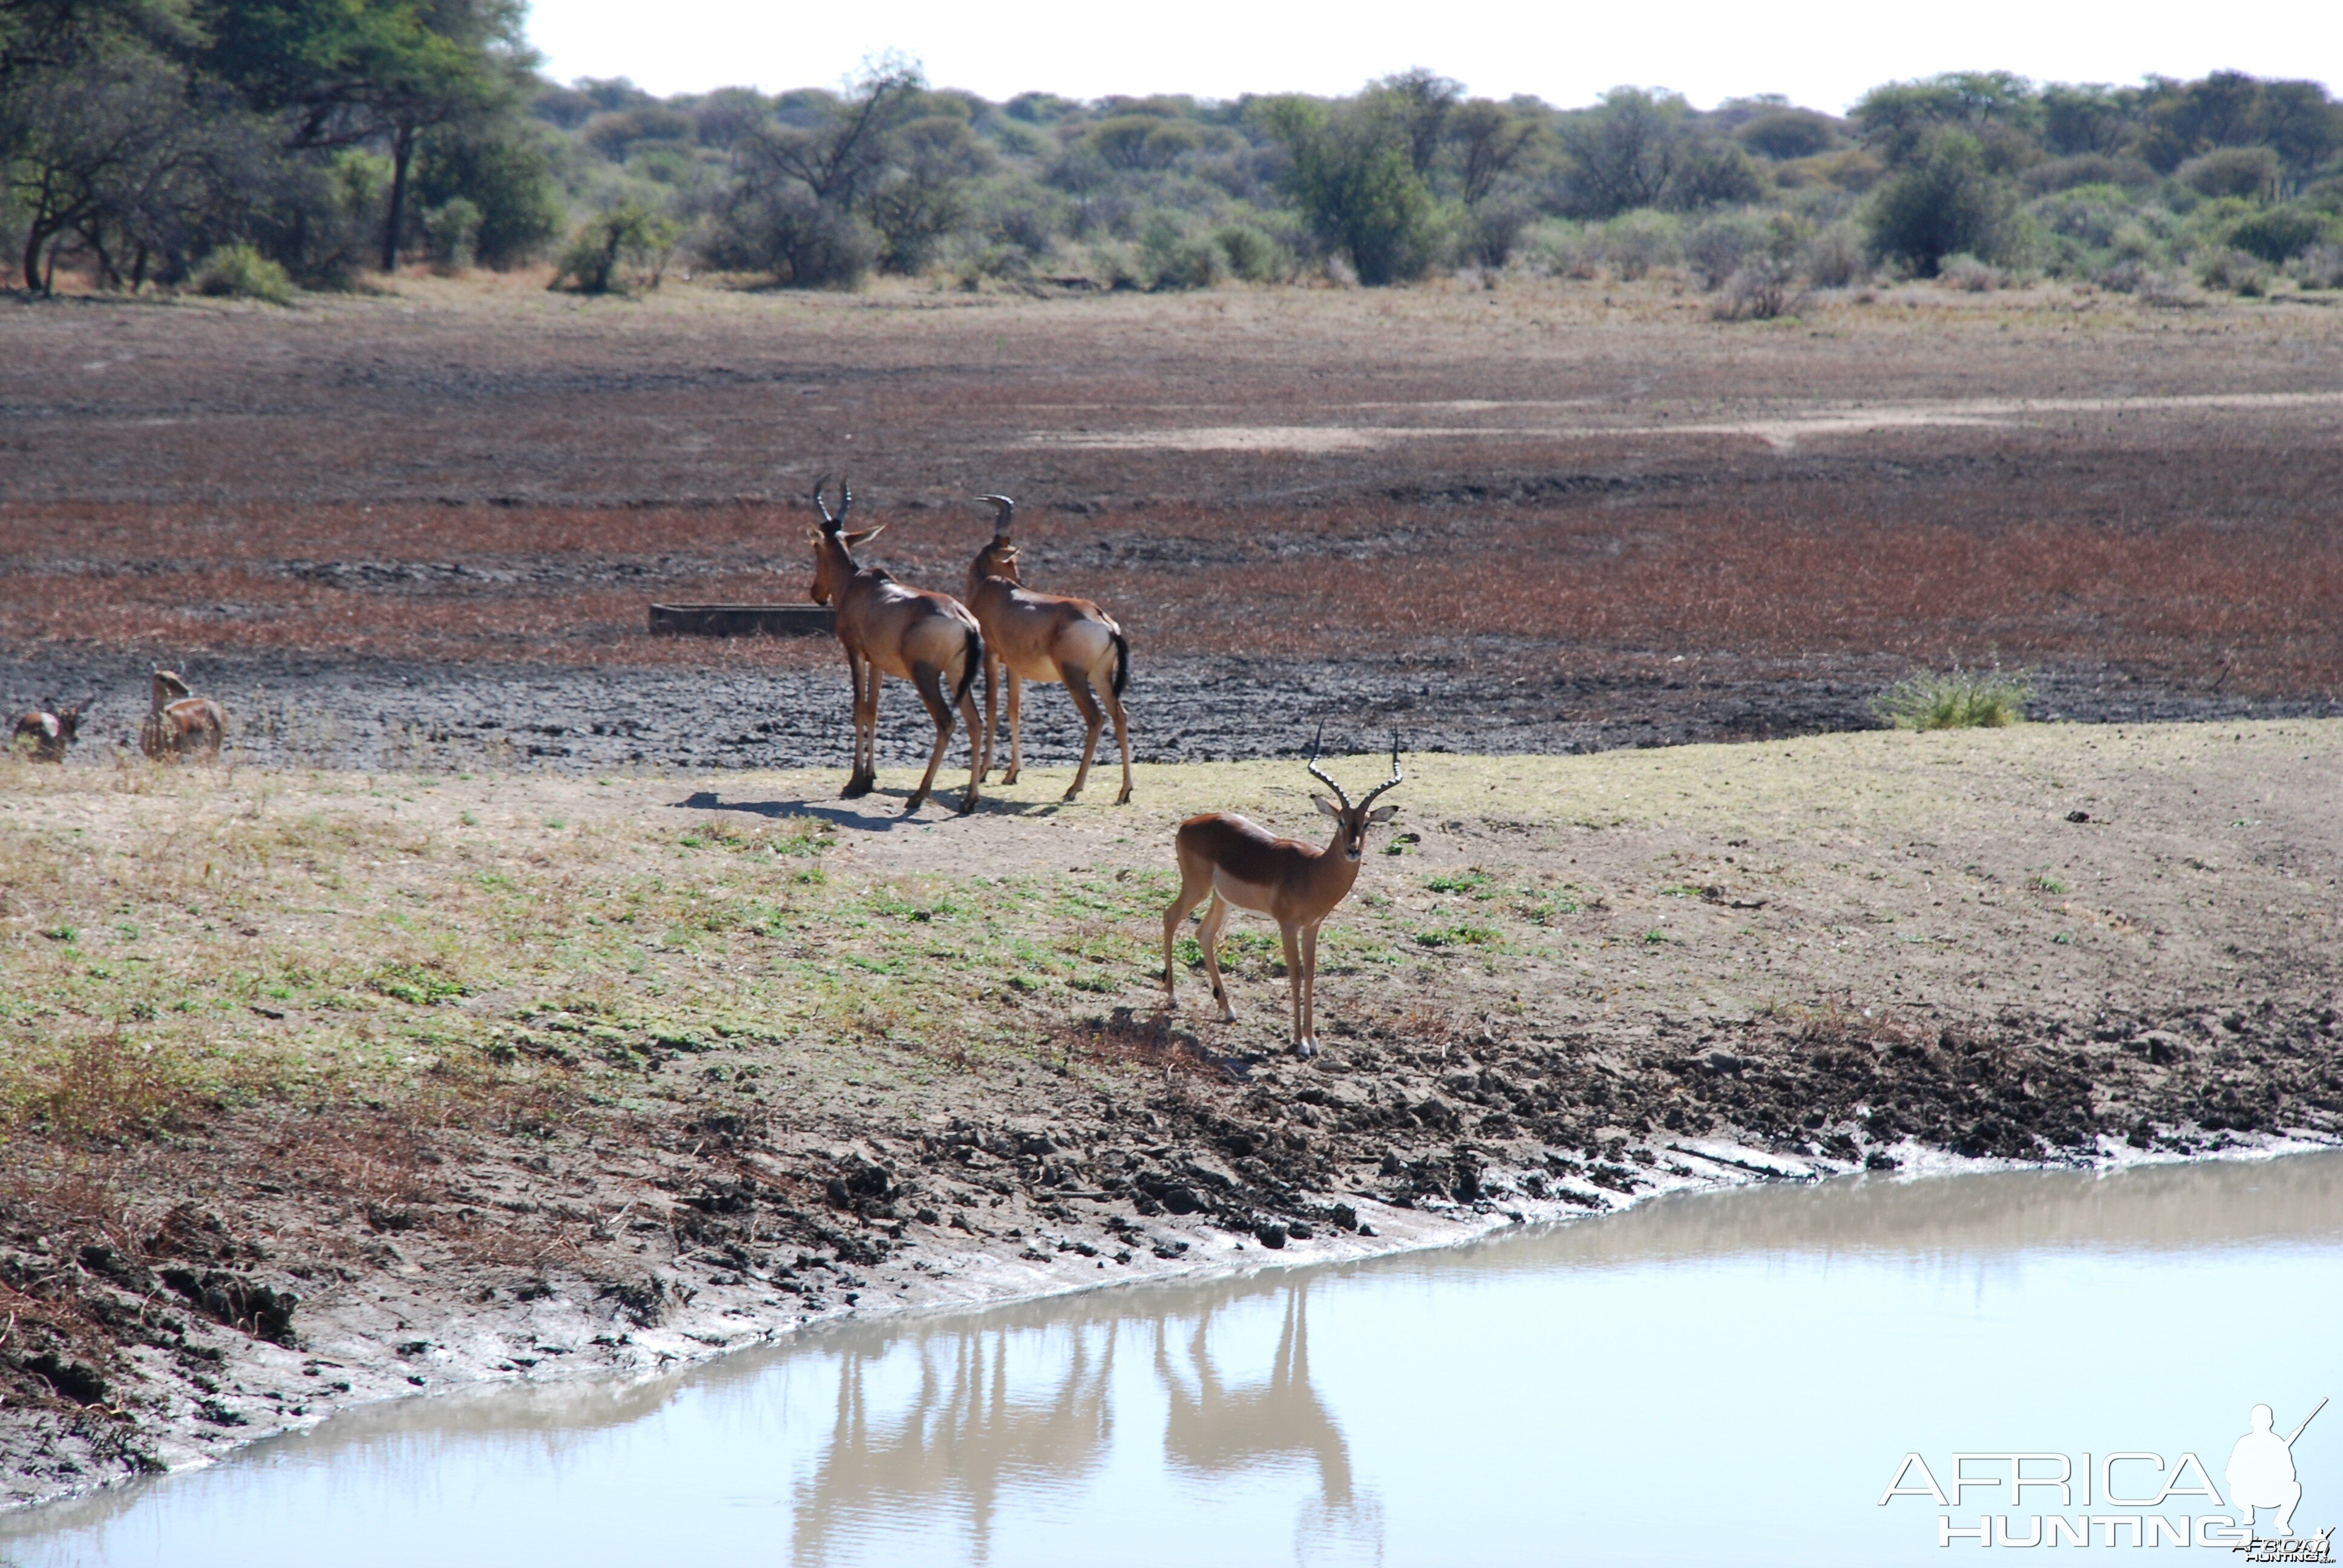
[
  {"left": 11, "top": 699, "right": 88, "bottom": 763},
  {"left": 1163, "top": 728, "right": 1403, "bottom": 1057},
  {"left": 140, "top": 669, "right": 227, "bottom": 762},
  {"left": 966, "top": 494, "right": 1134, "bottom": 804},
  {"left": 807, "top": 478, "right": 986, "bottom": 815}
]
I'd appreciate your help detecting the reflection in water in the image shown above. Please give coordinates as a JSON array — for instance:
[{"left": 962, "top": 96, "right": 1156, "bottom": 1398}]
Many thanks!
[
  {"left": 5, "top": 1152, "right": 2339, "bottom": 1568},
  {"left": 792, "top": 1325, "right": 1118, "bottom": 1564},
  {"left": 1154, "top": 1287, "right": 1383, "bottom": 1566}
]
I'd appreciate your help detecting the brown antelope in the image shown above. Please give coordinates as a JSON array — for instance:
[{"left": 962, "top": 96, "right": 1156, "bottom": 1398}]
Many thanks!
[
  {"left": 805, "top": 479, "right": 986, "bottom": 815},
  {"left": 11, "top": 700, "right": 88, "bottom": 762},
  {"left": 967, "top": 495, "right": 1133, "bottom": 804},
  {"left": 1162, "top": 730, "right": 1403, "bottom": 1057},
  {"left": 139, "top": 670, "right": 227, "bottom": 762}
]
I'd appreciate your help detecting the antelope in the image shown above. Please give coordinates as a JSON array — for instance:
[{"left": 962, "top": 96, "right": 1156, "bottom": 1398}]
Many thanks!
[
  {"left": 966, "top": 495, "right": 1133, "bottom": 804},
  {"left": 1162, "top": 730, "right": 1403, "bottom": 1058},
  {"left": 11, "top": 700, "right": 88, "bottom": 762},
  {"left": 805, "top": 479, "right": 985, "bottom": 815},
  {"left": 139, "top": 670, "right": 227, "bottom": 761}
]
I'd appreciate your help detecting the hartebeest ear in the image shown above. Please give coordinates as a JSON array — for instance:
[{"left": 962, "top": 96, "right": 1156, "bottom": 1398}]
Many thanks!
[
  {"left": 1368, "top": 805, "right": 1398, "bottom": 823},
  {"left": 844, "top": 524, "right": 886, "bottom": 547},
  {"left": 1312, "top": 793, "right": 1341, "bottom": 818}
]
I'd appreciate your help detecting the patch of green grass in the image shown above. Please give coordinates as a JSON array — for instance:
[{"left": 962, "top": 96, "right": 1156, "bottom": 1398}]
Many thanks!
[
  {"left": 1425, "top": 869, "right": 1492, "bottom": 895},
  {"left": 1413, "top": 923, "right": 1501, "bottom": 949},
  {"left": 2032, "top": 874, "right": 2067, "bottom": 894},
  {"left": 1871, "top": 665, "right": 2033, "bottom": 730}
]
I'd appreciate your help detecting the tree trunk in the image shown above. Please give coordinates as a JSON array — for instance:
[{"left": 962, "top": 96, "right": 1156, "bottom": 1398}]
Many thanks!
[
  {"left": 22, "top": 224, "right": 43, "bottom": 293},
  {"left": 381, "top": 121, "right": 416, "bottom": 273}
]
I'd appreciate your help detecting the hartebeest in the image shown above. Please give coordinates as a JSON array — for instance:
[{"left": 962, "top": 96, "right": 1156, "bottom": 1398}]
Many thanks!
[
  {"left": 967, "top": 494, "right": 1132, "bottom": 804},
  {"left": 1162, "top": 730, "right": 1403, "bottom": 1057},
  {"left": 805, "top": 479, "right": 986, "bottom": 815},
  {"left": 11, "top": 700, "right": 88, "bottom": 762},
  {"left": 139, "top": 670, "right": 226, "bottom": 762}
]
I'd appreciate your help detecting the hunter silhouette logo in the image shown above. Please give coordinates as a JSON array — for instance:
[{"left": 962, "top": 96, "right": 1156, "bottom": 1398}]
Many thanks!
[
  {"left": 2231, "top": 1400, "right": 2330, "bottom": 1561},
  {"left": 1878, "top": 1397, "right": 2332, "bottom": 1553}
]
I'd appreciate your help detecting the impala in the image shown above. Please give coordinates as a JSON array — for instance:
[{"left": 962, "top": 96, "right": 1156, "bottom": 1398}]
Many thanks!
[
  {"left": 11, "top": 699, "right": 88, "bottom": 763},
  {"left": 967, "top": 494, "right": 1133, "bottom": 803},
  {"left": 807, "top": 479, "right": 986, "bottom": 815},
  {"left": 140, "top": 670, "right": 226, "bottom": 761},
  {"left": 1162, "top": 731, "right": 1403, "bottom": 1057}
]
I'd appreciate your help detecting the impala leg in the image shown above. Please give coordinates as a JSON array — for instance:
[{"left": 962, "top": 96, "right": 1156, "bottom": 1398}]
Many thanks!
[
  {"left": 1299, "top": 923, "right": 1321, "bottom": 1058},
  {"left": 978, "top": 651, "right": 1001, "bottom": 783},
  {"left": 955, "top": 658, "right": 983, "bottom": 816},
  {"left": 1162, "top": 861, "right": 1214, "bottom": 1007},
  {"left": 1101, "top": 679, "right": 1133, "bottom": 805},
  {"left": 863, "top": 661, "right": 885, "bottom": 791},
  {"left": 1197, "top": 895, "right": 1236, "bottom": 1022},
  {"left": 1001, "top": 672, "right": 1023, "bottom": 785},
  {"left": 1061, "top": 671, "right": 1106, "bottom": 802},
  {"left": 1280, "top": 922, "right": 1307, "bottom": 1056},
  {"left": 905, "top": 661, "right": 955, "bottom": 815}
]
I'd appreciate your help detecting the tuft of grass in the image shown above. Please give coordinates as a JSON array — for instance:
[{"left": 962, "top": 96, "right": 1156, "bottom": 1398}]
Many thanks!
[{"left": 1872, "top": 666, "right": 2033, "bottom": 730}]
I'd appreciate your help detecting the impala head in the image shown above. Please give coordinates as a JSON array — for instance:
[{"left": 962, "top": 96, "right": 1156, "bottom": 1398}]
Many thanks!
[
  {"left": 151, "top": 668, "right": 191, "bottom": 705},
  {"left": 1306, "top": 726, "right": 1404, "bottom": 861},
  {"left": 805, "top": 475, "right": 885, "bottom": 605},
  {"left": 972, "top": 494, "right": 1021, "bottom": 583}
]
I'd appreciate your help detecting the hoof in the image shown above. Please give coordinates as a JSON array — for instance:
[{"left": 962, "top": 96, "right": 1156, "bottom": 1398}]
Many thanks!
[
  {"left": 1001, "top": 768, "right": 1020, "bottom": 785},
  {"left": 1060, "top": 787, "right": 1083, "bottom": 803},
  {"left": 842, "top": 777, "right": 873, "bottom": 799},
  {"left": 901, "top": 794, "right": 928, "bottom": 816},
  {"left": 1291, "top": 1040, "right": 1317, "bottom": 1060},
  {"left": 1115, "top": 789, "right": 1132, "bottom": 805},
  {"left": 958, "top": 794, "right": 978, "bottom": 816},
  {"left": 1217, "top": 1007, "right": 1237, "bottom": 1024}
]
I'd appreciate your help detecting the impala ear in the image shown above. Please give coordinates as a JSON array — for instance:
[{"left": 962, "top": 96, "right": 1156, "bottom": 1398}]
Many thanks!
[
  {"left": 844, "top": 524, "right": 885, "bottom": 547},
  {"left": 1312, "top": 793, "right": 1341, "bottom": 818},
  {"left": 1368, "top": 805, "right": 1397, "bottom": 823},
  {"left": 805, "top": 525, "right": 826, "bottom": 543}
]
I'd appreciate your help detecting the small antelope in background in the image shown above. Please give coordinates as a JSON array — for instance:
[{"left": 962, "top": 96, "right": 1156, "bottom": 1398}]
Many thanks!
[
  {"left": 11, "top": 699, "right": 89, "bottom": 762},
  {"left": 140, "top": 670, "right": 227, "bottom": 761},
  {"left": 1163, "top": 730, "right": 1403, "bottom": 1057},
  {"left": 967, "top": 494, "right": 1133, "bottom": 804},
  {"left": 807, "top": 479, "right": 986, "bottom": 815}
]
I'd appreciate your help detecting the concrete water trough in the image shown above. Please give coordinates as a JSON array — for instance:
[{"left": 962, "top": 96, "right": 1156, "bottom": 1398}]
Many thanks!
[{"left": 647, "top": 603, "right": 837, "bottom": 638}]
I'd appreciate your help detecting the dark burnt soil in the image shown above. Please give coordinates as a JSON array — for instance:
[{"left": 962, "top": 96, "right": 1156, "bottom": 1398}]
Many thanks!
[
  {"left": 4, "top": 645, "right": 2332, "bottom": 774},
  {"left": 6, "top": 279, "right": 2343, "bottom": 758},
  {"left": 5, "top": 991, "right": 2337, "bottom": 1501}
]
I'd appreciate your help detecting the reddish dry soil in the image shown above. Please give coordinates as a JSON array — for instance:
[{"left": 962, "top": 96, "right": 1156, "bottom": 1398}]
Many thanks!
[{"left": 4, "top": 276, "right": 2340, "bottom": 759}]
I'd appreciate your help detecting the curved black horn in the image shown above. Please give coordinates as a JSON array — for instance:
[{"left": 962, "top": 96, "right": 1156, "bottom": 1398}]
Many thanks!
[
  {"left": 1358, "top": 729, "right": 1405, "bottom": 811},
  {"left": 978, "top": 494, "right": 1015, "bottom": 537},
  {"left": 810, "top": 475, "right": 851, "bottom": 531},
  {"left": 1303, "top": 722, "right": 1351, "bottom": 810}
]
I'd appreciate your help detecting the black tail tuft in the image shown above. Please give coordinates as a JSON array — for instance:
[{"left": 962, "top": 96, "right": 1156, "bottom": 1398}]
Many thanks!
[
  {"left": 1110, "top": 628, "right": 1130, "bottom": 697},
  {"left": 953, "top": 626, "right": 984, "bottom": 708}
]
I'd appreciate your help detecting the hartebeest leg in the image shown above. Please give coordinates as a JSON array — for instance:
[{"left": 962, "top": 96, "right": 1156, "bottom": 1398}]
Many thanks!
[
  {"left": 1196, "top": 894, "right": 1237, "bottom": 1022},
  {"left": 842, "top": 650, "right": 874, "bottom": 797},
  {"left": 1061, "top": 671, "right": 1106, "bottom": 802},
  {"left": 954, "top": 665, "right": 983, "bottom": 815},
  {"left": 978, "top": 652, "right": 1003, "bottom": 783},
  {"left": 1100, "top": 680, "right": 1133, "bottom": 805},
  {"left": 904, "top": 661, "right": 957, "bottom": 815},
  {"left": 1299, "top": 922, "right": 1322, "bottom": 1057},
  {"left": 1001, "top": 671, "right": 1023, "bottom": 785}
]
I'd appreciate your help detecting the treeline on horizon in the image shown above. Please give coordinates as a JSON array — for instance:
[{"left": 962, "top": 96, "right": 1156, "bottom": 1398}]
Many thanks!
[{"left": 5, "top": 0, "right": 2342, "bottom": 308}]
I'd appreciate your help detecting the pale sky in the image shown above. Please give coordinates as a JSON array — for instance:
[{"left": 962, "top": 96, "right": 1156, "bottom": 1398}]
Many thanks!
[{"left": 526, "top": 0, "right": 2338, "bottom": 111}]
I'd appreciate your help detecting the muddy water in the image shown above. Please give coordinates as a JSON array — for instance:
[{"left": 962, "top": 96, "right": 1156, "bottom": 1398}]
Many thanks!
[{"left": 8, "top": 1154, "right": 2342, "bottom": 1567}]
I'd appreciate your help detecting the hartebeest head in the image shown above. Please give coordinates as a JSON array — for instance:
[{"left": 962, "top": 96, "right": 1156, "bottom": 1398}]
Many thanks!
[
  {"left": 971, "top": 494, "right": 1022, "bottom": 586},
  {"left": 805, "top": 477, "right": 886, "bottom": 606},
  {"left": 1306, "top": 727, "right": 1404, "bottom": 861}
]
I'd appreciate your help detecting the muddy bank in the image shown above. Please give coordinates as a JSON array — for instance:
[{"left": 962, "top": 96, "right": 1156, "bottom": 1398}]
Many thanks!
[
  {"left": 5, "top": 993, "right": 2339, "bottom": 1514},
  {"left": 5, "top": 649, "right": 2334, "bottom": 773}
]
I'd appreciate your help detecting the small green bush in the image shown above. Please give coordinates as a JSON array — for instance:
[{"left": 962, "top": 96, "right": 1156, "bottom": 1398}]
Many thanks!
[
  {"left": 2177, "top": 147, "right": 2279, "bottom": 201},
  {"left": 550, "top": 204, "right": 680, "bottom": 295},
  {"left": 2228, "top": 204, "right": 2340, "bottom": 264},
  {"left": 421, "top": 197, "right": 483, "bottom": 271},
  {"left": 191, "top": 244, "right": 293, "bottom": 304},
  {"left": 1867, "top": 129, "right": 2011, "bottom": 276},
  {"left": 1137, "top": 213, "right": 1224, "bottom": 291},
  {"left": 1213, "top": 223, "right": 1288, "bottom": 283},
  {"left": 1872, "top": 667, "right": 2033, "bottom": 730}
]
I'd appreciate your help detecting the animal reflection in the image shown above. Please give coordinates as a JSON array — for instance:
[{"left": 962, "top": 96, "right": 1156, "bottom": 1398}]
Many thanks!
[
  {"left": 787, "top": 1283, "right": 1377, "bottom": 1566},
  {"left": 1154, "top": 1285, "right": 1356, "bottom": 1509},
  {"left": 790, "top": 1325, "right": 1116, "bottom": 1564}
]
